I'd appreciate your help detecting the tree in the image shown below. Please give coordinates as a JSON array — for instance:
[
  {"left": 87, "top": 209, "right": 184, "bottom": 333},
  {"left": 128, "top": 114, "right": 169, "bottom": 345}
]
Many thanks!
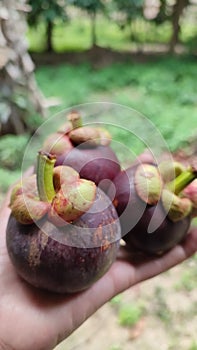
[
  {"left": 68, "top": 0, "right": 105, "bottom": 48},
  {"left": 149, "top": 0, "right": 190, "bottom": 53},
  {"left": 112, "top": 0, "right": 144, "bottom": 40},
  {"left": 0, "top": 0, "right": 45, "bottom": 135},
  {"left": 169, "top": 0, "right": 189, "bottom": 53},
  {"left": 28, "top": 0, "right": 67, "bottom": 52}
]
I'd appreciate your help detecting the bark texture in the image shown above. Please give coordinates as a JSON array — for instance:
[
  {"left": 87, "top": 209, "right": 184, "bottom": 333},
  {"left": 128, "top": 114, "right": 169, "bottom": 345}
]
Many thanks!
[
  {"left": 169, "top": 0, "right": 189, "bottom": 53},
  {"left": 0, "top": 0, "right": 45, "bottom": 135}
]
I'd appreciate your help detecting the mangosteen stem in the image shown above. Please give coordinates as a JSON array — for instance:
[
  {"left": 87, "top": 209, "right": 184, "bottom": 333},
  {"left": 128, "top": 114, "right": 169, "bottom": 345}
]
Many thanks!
[
  {"left": 67, "top": 111, "right": 83, "bottom": 129},
  {"left": 167, "top": 166, "right": 197, "bottom": 195},
  {"left": 37, "top": 151, "right": 56, "bottom": 202}
]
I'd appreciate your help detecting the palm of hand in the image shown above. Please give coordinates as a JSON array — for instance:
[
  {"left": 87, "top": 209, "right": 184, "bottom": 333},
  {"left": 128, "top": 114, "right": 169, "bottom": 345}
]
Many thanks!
[{"left": 0, "top": 196, "right": 197, "bottom": 350}]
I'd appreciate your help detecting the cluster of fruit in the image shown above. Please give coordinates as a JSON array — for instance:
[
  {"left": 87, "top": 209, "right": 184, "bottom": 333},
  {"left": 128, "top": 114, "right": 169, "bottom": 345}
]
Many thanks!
[{"left": 6, "top": 111, "right": 197, "bottom": 293}]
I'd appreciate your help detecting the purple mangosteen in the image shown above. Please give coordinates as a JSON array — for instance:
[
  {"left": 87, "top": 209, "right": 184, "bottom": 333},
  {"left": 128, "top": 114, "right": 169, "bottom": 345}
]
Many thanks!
[
  {"left": 109, "top": 160, "right": 197, "bottom": 255},
  {"left": 43, "top": 111, "right": 120, "bottom": 191},
  {"left": 6, "top": 152, "right": 120, "bottom": 293}
]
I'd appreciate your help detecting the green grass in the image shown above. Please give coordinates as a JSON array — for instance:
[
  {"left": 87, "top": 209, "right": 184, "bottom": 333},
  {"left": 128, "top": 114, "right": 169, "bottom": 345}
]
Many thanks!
[
  {"left": 1, "top": 56, "right": 197, "bottom": 192},
  {"left": 118, "top": 303, "right": 144, "bottom": 327},
  {"left": 109, "top": 346, "right": 122, "bottom": 350},
  {"left": 189, "top": 341, "right": 197, "bottom": 350},
  {"left": 27, "top": 20, "right": 91, "bottom": 53},
  {"left": 110, "top": 294, "right": 145, "bottom": 328},
  {"left": 27, "top": 15, "right": 197, "bottom": 53},
  {"left": 35, "top": 56, "right": 197, "bottom": 153}
]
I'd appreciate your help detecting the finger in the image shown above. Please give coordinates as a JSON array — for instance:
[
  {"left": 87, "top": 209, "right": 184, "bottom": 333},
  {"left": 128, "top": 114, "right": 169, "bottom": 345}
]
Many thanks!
[{"left": 134, "top": 229, "right": 197, "bottom": 284}]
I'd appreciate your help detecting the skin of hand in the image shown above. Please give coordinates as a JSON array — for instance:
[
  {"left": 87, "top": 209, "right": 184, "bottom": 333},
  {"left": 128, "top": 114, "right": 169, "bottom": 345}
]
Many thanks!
[{"left": 0, "top": 156, "right": 197, "bottom": 350}]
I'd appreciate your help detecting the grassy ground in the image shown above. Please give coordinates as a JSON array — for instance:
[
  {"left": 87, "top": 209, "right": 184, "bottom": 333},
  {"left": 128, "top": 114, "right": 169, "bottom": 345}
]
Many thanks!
[
  {"left": 0, "top": 55, "right": 197, "bottom": 193},
  {"left": 35, "top": 56, "right": 197, "bottom": 152}
]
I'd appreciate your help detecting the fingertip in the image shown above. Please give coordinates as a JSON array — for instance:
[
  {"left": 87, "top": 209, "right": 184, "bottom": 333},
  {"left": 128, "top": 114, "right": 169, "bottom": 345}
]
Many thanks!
[{"left": 181, "top": 228, "right": 197, "bottom": 258}]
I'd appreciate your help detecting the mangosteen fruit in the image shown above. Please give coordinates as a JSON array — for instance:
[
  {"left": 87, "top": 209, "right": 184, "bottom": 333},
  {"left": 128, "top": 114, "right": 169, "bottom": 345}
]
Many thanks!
[
  {"left": 43, "top": 110, "right": 120, "bottom": 191},
  {"left": 109, "top": 160, "right": 197, "bottom": 255},
  {"left": 6, "top": 151, "right": 120, "bottom": 293}
]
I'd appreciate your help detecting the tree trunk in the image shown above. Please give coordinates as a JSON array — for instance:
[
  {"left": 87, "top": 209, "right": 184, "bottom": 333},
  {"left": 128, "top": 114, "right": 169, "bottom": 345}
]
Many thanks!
[
  {"left": 46, "top": 20, "right": 54, "bottom": 53},
  {"left": 0, "top": 0, "right": 45, "bottom": 135},
  {"left": 169, "top": 0, "right": 189, "bottom": 53},
  {"left": 90, "top": 11, "right": 97, "bottom": 48}
]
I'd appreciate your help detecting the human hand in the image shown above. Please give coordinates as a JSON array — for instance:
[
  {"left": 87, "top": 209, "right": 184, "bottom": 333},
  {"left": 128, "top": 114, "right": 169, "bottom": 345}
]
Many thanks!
[{"left": 0, "top": 161, "right": 196, "bottom": 350}]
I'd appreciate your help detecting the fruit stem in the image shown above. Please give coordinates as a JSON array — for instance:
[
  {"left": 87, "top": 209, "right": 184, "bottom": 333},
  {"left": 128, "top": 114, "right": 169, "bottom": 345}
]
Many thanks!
[
  {"left": 67, "top": 110, "right": 82, "bottom": 129},
  {"left": 167, "top": 166, "right": 197, "bottom": 195},
  {"left": 37, "top": 151, "right": 56, "bottom": 202}
]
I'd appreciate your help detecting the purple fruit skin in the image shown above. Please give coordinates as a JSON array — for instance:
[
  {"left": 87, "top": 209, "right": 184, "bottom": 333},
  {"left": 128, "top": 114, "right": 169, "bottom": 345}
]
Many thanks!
[
  {"left": 55, "top": 145, "right": 120, "bottom": 191},
  {"left": 110, "top": 166, "right": 191, "bottom": 255},
  {"left": 6, "top": 189, "right": 120, "bottom": 293}
]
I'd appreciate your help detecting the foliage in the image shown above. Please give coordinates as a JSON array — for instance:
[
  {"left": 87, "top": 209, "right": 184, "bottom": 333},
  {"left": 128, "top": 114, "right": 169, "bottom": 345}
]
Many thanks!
[
  {"left": 28, "top": 0, "right": 67, "bottom": 26},
  {"left": 111, "top": 0, "right": 144, "bottom": 38},
  {"left": 27, "top": 19, "right": 168, "bottom": 52},
  {"left": 112, "top": 0, "right": 144, "bottom": 24},
  {"left": 0, "top": 168, "right": 21, "bottom": 193},
  {"left": 68, "top": 0, "right": 105, "bottom": 14},
  {"left": 28, "top": 0, "right": 68, "bottom": 51},
  {"left": 27, "top": 12, "right": 197, "bottom": 52},
  {"left": 68, "top": 0, "right": 106, "bottom": 47},
  {"left": 0, "top": 135, "right": 29, "bottom": 170},
  {"left": 151, "top": 0, "right": 172, "bottom": 25}
]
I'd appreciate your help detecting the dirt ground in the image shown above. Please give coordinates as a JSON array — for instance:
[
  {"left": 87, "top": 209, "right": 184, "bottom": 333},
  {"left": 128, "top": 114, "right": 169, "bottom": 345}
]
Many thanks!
[{"left": 55, "top": 256, "right": 197, "bottom": 350}]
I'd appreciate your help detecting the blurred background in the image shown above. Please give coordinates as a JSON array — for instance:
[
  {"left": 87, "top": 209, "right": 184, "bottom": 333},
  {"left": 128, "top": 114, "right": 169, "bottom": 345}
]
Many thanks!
[{"left": 0, "top": 1, "right": 197, "bottom": 349}]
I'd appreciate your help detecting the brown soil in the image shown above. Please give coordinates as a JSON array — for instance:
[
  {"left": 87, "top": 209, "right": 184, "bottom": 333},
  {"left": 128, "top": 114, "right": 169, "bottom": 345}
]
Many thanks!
[
  {"left": 30, "top": 44, "right": 189, "bottom": 68},
  {"left": 55, "top": 258, "right": 197, "bottom": 350}
]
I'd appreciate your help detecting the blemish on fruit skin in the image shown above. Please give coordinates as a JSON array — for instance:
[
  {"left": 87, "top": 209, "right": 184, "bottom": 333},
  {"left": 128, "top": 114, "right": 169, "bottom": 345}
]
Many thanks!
[
  {"left": 142, "top": 171, "right": 155, "bottom": 179},
  {"left": 101, "top": 239, "right": 110, "bottom": 251},
  {"left": 94, "top": 224, "right": 103, "bottom": 243},
  {"left": 113, "top": 198, "right": 119, "bottom": 208},
  {"left": 28, "top": 232, "right": 48, "bottom": 268}
]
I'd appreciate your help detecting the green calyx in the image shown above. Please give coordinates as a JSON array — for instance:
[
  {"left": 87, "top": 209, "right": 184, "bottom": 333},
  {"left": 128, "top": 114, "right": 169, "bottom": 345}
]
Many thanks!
[
  {"left": 135, "top": 164, "right": 163, "bottom": 205},
  {"left": 135, "top": 161, "right": 197, "bottom": 222},
  {"left": 10, "top": 151, "right": 97, "bottom": 226},
  {"left": 158, "top": 160, "right": 186, "bottom": 183},
  {"left": 161, "top": 189, "right": 192, "bottom": 222}
]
